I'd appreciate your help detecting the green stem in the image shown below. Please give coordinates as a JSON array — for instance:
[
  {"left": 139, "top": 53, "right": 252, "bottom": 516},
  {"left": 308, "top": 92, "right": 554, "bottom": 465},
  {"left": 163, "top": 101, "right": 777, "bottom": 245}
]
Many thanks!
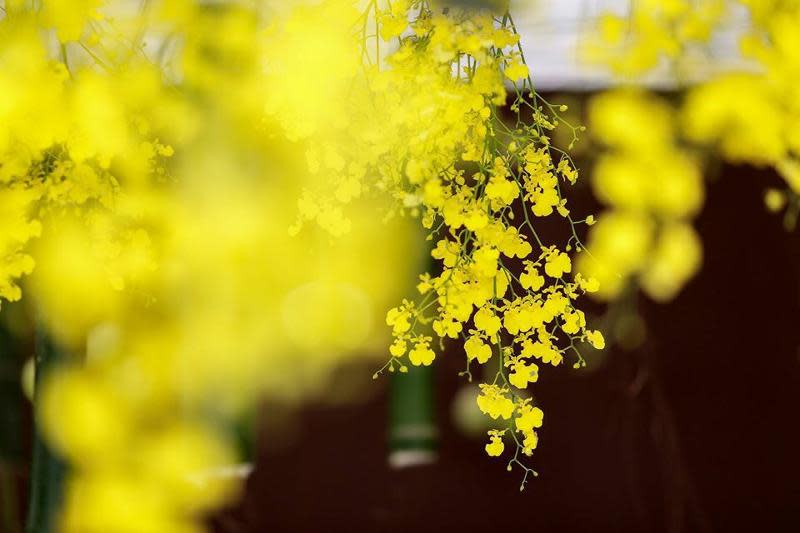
[{"left": 25, "top": 328, "right": 67, "bottom": 533}]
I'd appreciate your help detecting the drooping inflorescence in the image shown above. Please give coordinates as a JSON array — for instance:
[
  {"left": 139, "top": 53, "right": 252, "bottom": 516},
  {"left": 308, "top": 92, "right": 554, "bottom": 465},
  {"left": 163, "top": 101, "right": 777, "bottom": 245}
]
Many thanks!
[
  {"left": 0, "top": 1, "right": 606, "bottom": 530},
  {"left": 349, "top": 2, "right": 605, "bottom": 487}
]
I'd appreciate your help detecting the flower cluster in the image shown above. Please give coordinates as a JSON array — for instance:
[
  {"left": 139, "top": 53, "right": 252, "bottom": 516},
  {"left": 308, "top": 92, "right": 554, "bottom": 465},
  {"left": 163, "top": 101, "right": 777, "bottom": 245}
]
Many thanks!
[
  {"left": 0, "top": 1, "right": 607, "bottom": 529},
  {"left": 0, "top": 2, "right": 433, "bottom": 531},
  {"left": 366, "top": 3, "right": 603, "bottom": 485},
  {"left": 682, "top": 0, "right": 800, "bottom": 208},
  {"left": 578, "top": 89, "right": 704, "bottom": 302},
  {"left": 582, "top": 0, "right": 725, "bottom": 76},
  {"left": 581, "top": 0, "right": 800, "bottom": 304}
]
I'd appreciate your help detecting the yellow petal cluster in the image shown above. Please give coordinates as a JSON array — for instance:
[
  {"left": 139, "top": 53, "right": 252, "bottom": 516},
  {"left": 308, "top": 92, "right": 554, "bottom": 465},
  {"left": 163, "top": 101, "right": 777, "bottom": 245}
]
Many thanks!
[{"left": 579, "top": 90, "right": 703, "bottom": 302}]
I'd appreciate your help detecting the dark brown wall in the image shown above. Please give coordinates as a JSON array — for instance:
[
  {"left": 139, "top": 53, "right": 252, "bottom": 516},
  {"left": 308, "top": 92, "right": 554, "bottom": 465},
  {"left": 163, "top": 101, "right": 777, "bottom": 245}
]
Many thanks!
[{"left": 218, "top": 163, "right": 800, "bottom": 533}]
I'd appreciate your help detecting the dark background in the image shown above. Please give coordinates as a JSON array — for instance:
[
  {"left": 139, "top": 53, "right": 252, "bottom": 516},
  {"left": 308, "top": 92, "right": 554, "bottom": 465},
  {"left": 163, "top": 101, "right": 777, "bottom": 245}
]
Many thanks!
[{"left": 213, "top": 163, "right": 800, "bottom": 533}]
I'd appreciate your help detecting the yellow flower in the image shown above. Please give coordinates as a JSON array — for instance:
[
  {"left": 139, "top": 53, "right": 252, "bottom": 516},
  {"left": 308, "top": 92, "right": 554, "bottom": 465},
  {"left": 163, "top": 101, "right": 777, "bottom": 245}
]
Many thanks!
[
  {"left": 585, "top": 330, "right": 605, "bottom": 350},
  {"left": 576, "top": 211, "right": 654, "bottom": 299},
  {"left": 683, "top": 74, "right": 784, "bottom": 166},
  {"left": 520, "top": 263, "right": 544, "bottom": 291},
  {"left": 465, "top": 334, "right": 493, "bottom": 364},
  {"left": 40, "top": 0, "right": 103, "bottom": 42},
  {"left": 515, "top": 404, "right": 544, "bottom": 434},
  {"left": 409, "top": 340, "right": 435, "bottom": 366},
  {"left": 508, "top": 238, "right": 532, "bottom": 259},
  {"left": 39, "top": 368, "right": 132, "bottom": 466},
  {"left": 508, "top": 360, "right": 539, "bottom": 389},
  {"left": 561, "top": 310, "right": 585, "bottom": 335},
  {"left": 472, "top": 246, "right": 500, "bottom": 278},
  {"left": 474, "top": 306, "right": 502, "bottom": 337},
  {"left": 431, "top": 238, "right": 459, "bottom": 268},
  {"left": 575, "top": 273, "right": 600, "bottom": 293},
  {"left": 504, "top": 60, "right": 529, "bottom": 82},
  {"left": 521, "top": 430, "right": 539, "bottom": 455},
  {"left": 640, "top": 223, "right": 702, "bottom": 302},
  {"left": 531, "top": 186, "right": 560, "bottom": 217},
  {"left": 390, "top": 338, "right": 407, "bottom": 357},
  {"left": 557, "top": 158, "right": 578, "bottom": 184},
  {"left": 0, "top": 186, "right": 42, "bottom": 304},
  {"left": 416, "top": 273, "right": 434, "bottom": 294},
  {"left": 485, "top": 175, "right": 520, "bottom": 206},
  {"left": 477, "top": 384, "right": 515, "bottom": 420},
  {"left": 386, "top": 306, "right": 412, "bottom": 335},
  {"left": 485, "top": 430, "right": 505, "bottom": 457},
  {"left": 544, "top": 249, "right": 572, "bottom": 278},
  {"left": 433, "top": 316, "right": 462, "bottom": 339},
  {"left": 590, "top": 89, "right": 674, "bottom": 151},
  {"left": 379, "top": 14, "right": 408, "bottom": 41},
  {"left": 378, "top": 0, "right": 410, "bottom": 41},
  {"left": 522, "top": 338, "right": 563, "bottom": 366},
  {"left": 464, "top": 207, "right": 490, "bottom": 231}
]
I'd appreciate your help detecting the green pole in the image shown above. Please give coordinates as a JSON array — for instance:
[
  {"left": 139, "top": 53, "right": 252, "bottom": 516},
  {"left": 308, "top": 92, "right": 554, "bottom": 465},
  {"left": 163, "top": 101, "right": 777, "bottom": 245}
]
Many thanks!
[
  {"left": 388, "top": 364, "right": 437, "bottom": 468},
  {"left": 25, "top": 328, "right": 67, "bottom": 533}
]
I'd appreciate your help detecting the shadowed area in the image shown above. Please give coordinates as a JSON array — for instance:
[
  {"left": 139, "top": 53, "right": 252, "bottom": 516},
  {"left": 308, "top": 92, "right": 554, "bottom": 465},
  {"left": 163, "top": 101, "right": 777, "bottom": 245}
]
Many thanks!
[{"left": 208, "top": 162, "right": 800, "bottom": 533}]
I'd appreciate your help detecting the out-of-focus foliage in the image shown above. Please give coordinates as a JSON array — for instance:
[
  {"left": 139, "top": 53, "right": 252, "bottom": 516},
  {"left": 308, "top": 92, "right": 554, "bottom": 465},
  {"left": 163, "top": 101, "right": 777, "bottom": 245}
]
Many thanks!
[
  {"left": 582, "top": 0, "right": 726, "bottom": 78},
  {"left": 578, "top": 90, "right": 703, "bottom": 302},
  {"left": 0, "top": 0, "right": 600, "bottom": 530},
  {"left": 581, "top": 0, "right": 800, "bottom": 303},
  {"left": 0, "top": 1, "right": 420, "bottom": 531}
]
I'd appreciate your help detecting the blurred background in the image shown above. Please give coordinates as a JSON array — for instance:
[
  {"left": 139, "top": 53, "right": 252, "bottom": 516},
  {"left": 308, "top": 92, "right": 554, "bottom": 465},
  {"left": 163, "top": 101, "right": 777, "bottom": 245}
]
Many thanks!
[
  {"left": 514, "top": 0, "right": 751, "bottom": 90},
  {"left": 217, "top": 154, "right": 800, "bottom": 533}
]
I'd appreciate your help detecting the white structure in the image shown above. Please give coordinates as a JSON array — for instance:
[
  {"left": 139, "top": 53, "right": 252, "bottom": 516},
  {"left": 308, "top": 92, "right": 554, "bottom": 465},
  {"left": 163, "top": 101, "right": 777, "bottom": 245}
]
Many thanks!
[{"left": 512, "top": 0, "right": 752, "bottom": 90}]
